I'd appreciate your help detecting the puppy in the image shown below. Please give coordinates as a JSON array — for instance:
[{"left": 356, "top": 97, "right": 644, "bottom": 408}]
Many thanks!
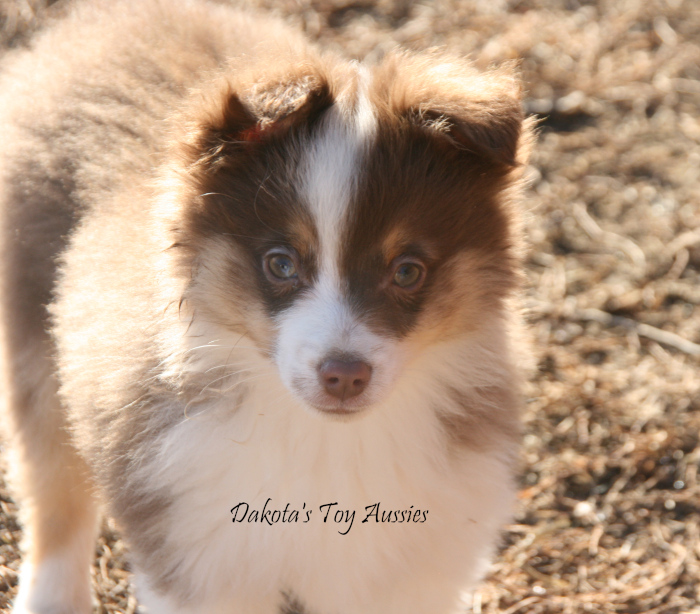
[{"left": 0, "top": 1, "right": 533, "bottom": 612}]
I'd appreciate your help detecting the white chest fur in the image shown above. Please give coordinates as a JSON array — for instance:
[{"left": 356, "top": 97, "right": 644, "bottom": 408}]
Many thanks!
[{"left": 137, "top": 360, "right": 516, "bottom": 614}]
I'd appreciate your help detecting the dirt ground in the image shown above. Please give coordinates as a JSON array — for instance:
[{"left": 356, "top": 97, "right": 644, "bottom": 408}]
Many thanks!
[{"left": 0, "top": 0, "right": 699, "bottom": 612}]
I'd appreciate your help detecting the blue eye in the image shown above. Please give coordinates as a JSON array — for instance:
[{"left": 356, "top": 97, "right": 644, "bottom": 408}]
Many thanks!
[
  {"left": 267, "top": 253, "right": 298, "bottom": 280},
  {"left": 393, "top": 263, "right": 422, "bottom": 288}
]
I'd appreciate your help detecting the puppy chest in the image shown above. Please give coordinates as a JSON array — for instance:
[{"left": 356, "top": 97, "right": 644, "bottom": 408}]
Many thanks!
[{"left": 139, "top": 399, "right": 510, "bottom": 609}]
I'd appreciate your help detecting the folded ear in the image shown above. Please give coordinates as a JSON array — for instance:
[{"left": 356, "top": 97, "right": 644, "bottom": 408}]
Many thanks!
[
  {"left": 373, "top": 52, "right": 528, "bottom": 168},
  {"left": 179, "top": 63, "right": 334, "bottom": 171}
]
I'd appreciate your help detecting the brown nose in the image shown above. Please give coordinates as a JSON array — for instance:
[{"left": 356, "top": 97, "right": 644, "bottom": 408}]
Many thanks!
[{"left": 318, "top": 359, "right": 372, "bottom": 400}]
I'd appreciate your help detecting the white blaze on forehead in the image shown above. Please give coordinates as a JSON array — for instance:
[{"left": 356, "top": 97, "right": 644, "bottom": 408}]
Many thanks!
[
  {"left": 274, "top": 69, "right": 391, "bottom": 410},
  {"left": 299, "top": 66, "right": 376, "bottom": 280}
]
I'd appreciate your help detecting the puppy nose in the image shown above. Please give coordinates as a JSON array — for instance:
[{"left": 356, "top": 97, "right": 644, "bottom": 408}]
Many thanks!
[{"left": 318, "top": 359, "right": 372, "bottom": 400}]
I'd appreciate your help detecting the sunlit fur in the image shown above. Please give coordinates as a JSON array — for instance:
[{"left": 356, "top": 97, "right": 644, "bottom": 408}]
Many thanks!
[{"left": 0, "top": 1, "right": 533, "bottom": 613}]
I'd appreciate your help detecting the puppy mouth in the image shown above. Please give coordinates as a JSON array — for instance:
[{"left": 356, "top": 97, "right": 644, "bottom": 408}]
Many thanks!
[
  {"left": 306, "top": 390, "right": 372, "bottom": 415},
  {"left": 309, "top": 399, "right": 369, "bottom": 416},
  {"left": 290, "top": 379, "right": 374, "bottom": 417},
  {"left": 314, "top": 408, "right": 366, "bottom": 422}
]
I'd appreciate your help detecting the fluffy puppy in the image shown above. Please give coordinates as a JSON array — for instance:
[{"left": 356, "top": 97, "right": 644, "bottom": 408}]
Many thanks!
[{"left": 0, "top": 1, "right": 533, "bottom": 613}]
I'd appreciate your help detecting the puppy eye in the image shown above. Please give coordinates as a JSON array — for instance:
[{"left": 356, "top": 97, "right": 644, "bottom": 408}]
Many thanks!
[
  {"left": 266, "top": 253, "right": 298, "bottom": 280},
  {"left": 393, "top": 262, "right": 424, "bottom": 289}
]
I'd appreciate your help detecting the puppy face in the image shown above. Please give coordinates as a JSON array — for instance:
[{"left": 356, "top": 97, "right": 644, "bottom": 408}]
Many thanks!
[{"left": 171, "top": 54, "right": 529, "bottom": 417}]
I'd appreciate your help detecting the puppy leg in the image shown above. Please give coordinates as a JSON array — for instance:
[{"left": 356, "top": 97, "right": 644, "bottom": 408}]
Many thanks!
[{"left": 3, "top": 343, "right": 98, "bottom": 614}]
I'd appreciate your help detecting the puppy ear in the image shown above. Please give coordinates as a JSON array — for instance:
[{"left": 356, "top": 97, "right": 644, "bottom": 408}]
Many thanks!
[
  {"left": 408, "top": 101, "right": 523, "bottom": 167},
  {"left": 375, "top": 52, "right": 527, "bottom": 168},
  {"left": 181, "top": 66, "right": 334, "bottom": 171},
  {"left": 220, "top": 73, "right": 333, "bottom": 142}
]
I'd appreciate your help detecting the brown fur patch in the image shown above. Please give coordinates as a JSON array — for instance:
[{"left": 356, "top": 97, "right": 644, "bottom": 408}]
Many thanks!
[
  {"left": 438, "top": 385, "right": 522, "bottom": 452},
  {"left": 164, "top": 58, "right": 346, "bottom": 330},
  {"left": 335, "top": 52, "right": 532, "bottom": 340}
]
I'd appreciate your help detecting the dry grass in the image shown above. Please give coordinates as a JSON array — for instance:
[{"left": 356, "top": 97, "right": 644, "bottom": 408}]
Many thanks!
[{"left": 1, "top": 0, "right": 699, "bottom": 612}]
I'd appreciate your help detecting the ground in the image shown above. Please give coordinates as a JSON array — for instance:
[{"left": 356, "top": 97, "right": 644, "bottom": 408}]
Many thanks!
[{"left": 0, "top": 0, "right": 699, "bottom": 612}]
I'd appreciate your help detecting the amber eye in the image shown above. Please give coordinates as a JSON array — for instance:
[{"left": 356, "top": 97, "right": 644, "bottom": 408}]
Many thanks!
[
  {"left": 265, "top": 251, "right": 299, "bottom": 282},
  {"left": 393, "top": 262, "right": 424, "bottom": 289}
]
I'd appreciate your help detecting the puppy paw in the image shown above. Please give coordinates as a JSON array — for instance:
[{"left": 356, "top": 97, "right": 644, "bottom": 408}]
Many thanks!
[{"left": 12, "top": 559, "right": 92, "bottom": 614}]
